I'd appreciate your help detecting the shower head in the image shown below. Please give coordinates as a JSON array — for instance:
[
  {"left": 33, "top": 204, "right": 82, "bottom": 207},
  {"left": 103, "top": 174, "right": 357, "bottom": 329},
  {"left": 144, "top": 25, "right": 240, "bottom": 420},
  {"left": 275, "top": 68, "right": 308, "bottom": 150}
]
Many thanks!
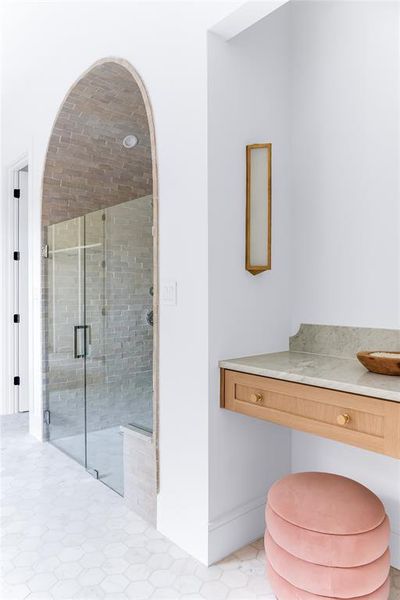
[{"left": 123, "top": 134, "right": 138, "bottom": 148}]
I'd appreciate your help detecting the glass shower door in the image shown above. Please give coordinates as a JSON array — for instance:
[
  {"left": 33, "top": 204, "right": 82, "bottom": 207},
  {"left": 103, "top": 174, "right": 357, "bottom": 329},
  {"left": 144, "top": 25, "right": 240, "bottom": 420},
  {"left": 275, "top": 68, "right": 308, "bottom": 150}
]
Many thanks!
[
  {"left": 46, "top": 198, "right": 153, "bottom": 497},
  {"left": 46, "top": 216, "right": 86, "bottom": 465},
  {"left": 85, "top": 199, "right": 154, "bottom": 496}
]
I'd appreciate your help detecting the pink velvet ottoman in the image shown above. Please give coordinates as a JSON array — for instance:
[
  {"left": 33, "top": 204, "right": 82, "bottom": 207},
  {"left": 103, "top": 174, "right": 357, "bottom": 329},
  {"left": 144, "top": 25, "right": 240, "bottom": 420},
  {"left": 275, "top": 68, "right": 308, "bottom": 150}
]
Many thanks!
[{"left": 264, "top": 473, "right": 390, "bottom": 600}]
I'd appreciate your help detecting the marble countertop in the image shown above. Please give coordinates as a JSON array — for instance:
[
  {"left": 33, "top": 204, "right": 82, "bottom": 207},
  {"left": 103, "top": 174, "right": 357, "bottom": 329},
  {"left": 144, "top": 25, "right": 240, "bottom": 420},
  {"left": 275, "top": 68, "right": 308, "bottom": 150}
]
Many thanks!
[{"left": 219, "top": 351, "right": 400, "bottom": 402}]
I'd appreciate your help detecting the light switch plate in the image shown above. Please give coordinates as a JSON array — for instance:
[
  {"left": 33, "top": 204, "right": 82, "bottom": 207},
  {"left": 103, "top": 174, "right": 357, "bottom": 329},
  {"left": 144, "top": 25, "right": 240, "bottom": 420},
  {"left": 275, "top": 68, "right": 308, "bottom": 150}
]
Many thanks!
[{"left": 161, "top": 280, "right": 177, "bottom": 306}]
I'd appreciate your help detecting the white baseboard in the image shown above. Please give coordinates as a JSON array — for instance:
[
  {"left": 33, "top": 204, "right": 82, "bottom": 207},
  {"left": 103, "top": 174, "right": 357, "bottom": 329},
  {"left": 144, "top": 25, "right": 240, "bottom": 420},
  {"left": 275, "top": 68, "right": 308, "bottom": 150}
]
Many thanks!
[{"left": 208, "top": 494, "right": 266, "bottom": 565}]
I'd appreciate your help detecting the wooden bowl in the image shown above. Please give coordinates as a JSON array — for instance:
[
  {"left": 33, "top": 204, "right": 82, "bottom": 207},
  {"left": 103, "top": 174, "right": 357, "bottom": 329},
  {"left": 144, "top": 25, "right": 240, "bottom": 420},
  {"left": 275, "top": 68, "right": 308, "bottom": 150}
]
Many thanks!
[{"left": 357, "top": 351, "right": 400, "bottom": 376}]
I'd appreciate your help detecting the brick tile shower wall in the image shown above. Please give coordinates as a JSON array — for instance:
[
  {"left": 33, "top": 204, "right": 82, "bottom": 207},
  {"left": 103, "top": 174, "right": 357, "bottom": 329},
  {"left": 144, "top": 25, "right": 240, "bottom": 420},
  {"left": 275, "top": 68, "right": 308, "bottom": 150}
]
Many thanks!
[
  {"left": 42, "top": 62, "right": 152, "bottom": 226},
  {"left": 85, "top": 199, "right": 153, "bottom": 434},
  {"left": 42, "top": 62, "right": 153, "bottom": 442}
]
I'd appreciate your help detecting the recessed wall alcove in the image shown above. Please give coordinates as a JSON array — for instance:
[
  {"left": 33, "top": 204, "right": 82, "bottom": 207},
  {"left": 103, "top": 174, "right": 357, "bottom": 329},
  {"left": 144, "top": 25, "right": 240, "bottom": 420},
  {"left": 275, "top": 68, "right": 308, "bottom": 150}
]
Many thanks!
[{"left": 41, "top": 59, "right": 158, "bottom": 513}]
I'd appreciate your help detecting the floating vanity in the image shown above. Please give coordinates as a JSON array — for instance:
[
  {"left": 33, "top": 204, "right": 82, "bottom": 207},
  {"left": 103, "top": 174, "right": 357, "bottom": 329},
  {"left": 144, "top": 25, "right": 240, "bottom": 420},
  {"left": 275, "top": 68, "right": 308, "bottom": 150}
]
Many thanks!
[{"left": 219, "top": 325, "right": 400, "bottom": 458}]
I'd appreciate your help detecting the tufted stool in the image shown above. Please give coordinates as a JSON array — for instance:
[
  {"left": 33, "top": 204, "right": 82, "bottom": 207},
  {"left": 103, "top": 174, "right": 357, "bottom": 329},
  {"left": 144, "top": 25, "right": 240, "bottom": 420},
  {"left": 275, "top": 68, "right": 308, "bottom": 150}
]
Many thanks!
[{"left": 265, "top": 473, "right": 390, "bottom": 600}]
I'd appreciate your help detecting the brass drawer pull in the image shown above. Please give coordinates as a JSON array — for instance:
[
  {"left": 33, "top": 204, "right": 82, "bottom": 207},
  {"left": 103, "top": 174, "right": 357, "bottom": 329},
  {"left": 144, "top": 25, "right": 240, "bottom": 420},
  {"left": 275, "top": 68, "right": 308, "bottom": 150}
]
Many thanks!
[
  {"left": 250, "top": 392, "right": 264, "bottom": 405},
  {"left": 337, "top": 413, "right": 350, "bottom": 426}
]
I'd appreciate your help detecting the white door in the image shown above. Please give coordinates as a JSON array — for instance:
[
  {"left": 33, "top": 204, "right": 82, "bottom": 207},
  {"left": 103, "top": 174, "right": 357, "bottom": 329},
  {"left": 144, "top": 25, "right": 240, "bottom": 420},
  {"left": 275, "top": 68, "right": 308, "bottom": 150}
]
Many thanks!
[{"left": 17, "top": 168, "right": 29, "bottom": 412}]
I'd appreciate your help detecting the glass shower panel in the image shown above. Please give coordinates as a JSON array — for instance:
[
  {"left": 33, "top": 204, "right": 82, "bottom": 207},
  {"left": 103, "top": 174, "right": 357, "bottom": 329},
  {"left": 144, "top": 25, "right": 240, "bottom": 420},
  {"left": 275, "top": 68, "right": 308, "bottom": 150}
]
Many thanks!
[
  {"left": 46, "top": 216, "right": 86, "bottom": 465},
  {"left": 85, "top": 198, "right": 153, "bottom": 495},
  {"left": 46, "top": 198, "right": 153, "bottom": 496},
  {"left": 105, "top": 198, "right": 153, "bottom": 434}
]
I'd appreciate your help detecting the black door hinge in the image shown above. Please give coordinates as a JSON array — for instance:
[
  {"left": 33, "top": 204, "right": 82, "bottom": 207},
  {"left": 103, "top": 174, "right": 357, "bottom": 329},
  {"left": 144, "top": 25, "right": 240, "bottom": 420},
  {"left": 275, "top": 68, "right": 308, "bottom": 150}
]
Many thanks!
[
  {"left": 13, "top": 251, "right": 20, "bottom": 261},
  {"left": 14, "top": 376, "right": 20, "bottom": 386},
  {"left": 13, "top": 189, "right": 20, "bottom": 199},
  {"left": 13, "top": 314, "right": 20, "bottom": 323},
  {"left": 87, "top": 467, "right": 99, "bottom": 479}
]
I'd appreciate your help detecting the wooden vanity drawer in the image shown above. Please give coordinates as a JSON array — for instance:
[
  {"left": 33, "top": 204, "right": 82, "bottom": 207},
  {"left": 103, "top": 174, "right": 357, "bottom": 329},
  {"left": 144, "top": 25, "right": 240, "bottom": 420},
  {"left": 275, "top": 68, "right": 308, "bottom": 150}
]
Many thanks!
[{"left": 221, "top": 369, "right": 400, "bottom": 458}]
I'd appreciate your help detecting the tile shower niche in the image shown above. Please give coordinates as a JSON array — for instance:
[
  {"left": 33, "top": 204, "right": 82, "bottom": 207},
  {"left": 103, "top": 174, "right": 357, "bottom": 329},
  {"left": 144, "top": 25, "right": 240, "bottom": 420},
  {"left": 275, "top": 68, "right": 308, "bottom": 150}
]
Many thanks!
[{"left": 44, "top": 197, "right": 153, "bottom": 495}]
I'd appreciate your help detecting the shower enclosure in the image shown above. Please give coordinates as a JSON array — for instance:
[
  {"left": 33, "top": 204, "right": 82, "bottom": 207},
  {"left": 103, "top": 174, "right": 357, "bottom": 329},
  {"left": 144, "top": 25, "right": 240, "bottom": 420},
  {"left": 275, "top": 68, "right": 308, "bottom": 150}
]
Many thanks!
[{"left": 44, "top": 197, "right": 153, "bottom": 495}]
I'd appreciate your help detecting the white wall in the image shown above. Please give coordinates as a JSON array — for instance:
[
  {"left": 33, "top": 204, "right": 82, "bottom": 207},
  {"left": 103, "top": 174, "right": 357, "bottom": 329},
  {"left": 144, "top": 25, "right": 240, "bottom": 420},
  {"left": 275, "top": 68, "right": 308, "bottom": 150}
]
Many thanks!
[
  {"left": 207, "top": 0, "right": 400, "bottom": 566},
  {"left": 291, "top": 434, "right": 400, "bottom": 568},
  {"left": 0, "top": 0, "right": 237, "bottom": 564},
  {"left": 291, "top": 0, "right": 400, "bottom": 332},
  {"left": 289, "top": 0, "right": 400, "bottom": 568},
  {"left": 207, "top": 4, "right": 292, "bottom": 564}
]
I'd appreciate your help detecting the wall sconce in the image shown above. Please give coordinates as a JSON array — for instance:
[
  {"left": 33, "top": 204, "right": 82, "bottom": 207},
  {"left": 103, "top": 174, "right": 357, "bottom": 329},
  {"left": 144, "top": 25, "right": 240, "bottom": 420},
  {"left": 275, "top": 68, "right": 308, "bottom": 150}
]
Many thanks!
[{"left": 246, "top": 143, "right": 272, "bottom": 275}]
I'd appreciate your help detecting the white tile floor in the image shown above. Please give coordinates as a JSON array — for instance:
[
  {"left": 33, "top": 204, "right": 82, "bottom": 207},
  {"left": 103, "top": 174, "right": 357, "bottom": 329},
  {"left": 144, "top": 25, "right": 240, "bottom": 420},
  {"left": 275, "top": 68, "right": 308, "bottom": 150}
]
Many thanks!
[
  {"left": 1, "top": 414, "right": 399, "bottom": 600},
  {"left": 0, "top": 414, "right": 274, "bottom": 600}
]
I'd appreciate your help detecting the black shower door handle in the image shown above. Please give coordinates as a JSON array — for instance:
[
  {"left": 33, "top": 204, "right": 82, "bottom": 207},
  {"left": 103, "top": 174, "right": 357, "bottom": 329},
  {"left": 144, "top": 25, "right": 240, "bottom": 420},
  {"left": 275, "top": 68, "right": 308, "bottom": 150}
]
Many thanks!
[{"left": 74, "top": 325, "right": 91, "bottom": 358}]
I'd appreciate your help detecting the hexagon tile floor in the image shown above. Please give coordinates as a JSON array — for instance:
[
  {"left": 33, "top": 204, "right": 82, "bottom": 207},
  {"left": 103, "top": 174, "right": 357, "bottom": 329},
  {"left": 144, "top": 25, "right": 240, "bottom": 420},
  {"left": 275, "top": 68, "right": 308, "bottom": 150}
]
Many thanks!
[{"left": 1, "top": 415, "right": 399, "bottom": 600}]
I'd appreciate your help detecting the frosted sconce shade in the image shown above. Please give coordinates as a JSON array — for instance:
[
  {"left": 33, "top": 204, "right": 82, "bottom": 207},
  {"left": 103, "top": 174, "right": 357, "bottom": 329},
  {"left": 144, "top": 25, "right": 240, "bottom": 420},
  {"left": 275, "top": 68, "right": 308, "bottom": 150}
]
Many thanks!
[{"left": 246, "top": 143, "right": 272, "bottom": 275}]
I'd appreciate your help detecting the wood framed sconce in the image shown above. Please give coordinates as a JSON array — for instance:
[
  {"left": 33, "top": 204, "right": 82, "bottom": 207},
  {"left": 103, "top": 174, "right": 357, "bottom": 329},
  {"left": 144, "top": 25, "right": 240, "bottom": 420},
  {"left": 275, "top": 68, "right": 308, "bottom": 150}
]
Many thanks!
[{"left": 246, "top": 143, "right": 272, "bottom": 275}]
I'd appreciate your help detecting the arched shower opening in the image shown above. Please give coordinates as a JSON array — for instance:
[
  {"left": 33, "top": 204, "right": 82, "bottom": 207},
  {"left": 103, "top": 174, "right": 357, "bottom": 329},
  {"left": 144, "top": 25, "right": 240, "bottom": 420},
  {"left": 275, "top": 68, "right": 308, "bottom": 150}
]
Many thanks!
[{"left": 41, "top": 59, "right": 158, "bottom": 504}]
